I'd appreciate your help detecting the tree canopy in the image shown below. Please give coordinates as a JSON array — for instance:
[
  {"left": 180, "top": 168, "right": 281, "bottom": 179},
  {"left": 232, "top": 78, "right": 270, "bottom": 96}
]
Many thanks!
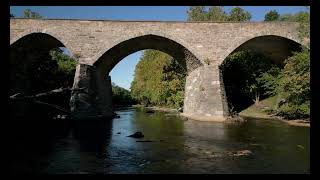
[
  {"left": 23, "top": 9, "right": 42, "bottom": 19},
  {"left": 130, "top": 50, "right": 186, "bottom": 109},
  {"left": 228, "top": 7, "right": 251, "bottom": 21},
  {"left": 112, "top": 83, "right": 136, "bottom": 106},
  {"left": 187, "top": 6, "right": 251, "bottom": 22},
  {"left": 264, "top": 10, "right": 280, "bottom": 21}
]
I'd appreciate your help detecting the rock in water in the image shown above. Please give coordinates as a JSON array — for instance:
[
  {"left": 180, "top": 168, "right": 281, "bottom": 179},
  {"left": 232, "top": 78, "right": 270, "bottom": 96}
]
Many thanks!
[
  {"left": 145, "top": 110, "right": 155, "bottom": 113},
  {"left": 127, "top": 131, "right": 144, "bottom": 138}
]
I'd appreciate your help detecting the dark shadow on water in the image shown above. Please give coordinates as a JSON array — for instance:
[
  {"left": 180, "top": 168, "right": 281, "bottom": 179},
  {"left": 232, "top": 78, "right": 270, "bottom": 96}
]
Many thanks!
[
  {"left": 73, "top": 118, "right": 113, "bottom": 159},
  {"left": 7, "top": 108, "right": 114, "bottom": 174}
]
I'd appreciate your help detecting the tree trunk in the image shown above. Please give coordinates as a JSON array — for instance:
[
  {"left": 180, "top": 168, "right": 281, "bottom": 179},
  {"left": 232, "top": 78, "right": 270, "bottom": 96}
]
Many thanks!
[
  {"left": 9, "top": 87, "right": 86, "bottom": 117},
  {"left": 254, "top": 91, "right": 260, "bottom": 104}
]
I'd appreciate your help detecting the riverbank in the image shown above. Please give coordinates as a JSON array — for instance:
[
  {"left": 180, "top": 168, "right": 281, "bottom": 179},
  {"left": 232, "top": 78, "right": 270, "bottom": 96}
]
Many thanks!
[
  {"left": 132, "top": 105, "right": 178, "bottom": 113},
  {"left": 132, "top": 105, "right": 228, "bottom": 122},
  {"left": 239, "top": 96, "right": 310, "bottom": 127},
  {"left": 131, "top": 102, "right": 310, "bottom": 127}
]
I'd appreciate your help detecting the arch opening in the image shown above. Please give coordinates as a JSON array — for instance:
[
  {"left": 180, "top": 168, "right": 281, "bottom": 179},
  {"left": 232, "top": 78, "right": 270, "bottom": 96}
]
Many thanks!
[
  {"left": 86, "top": 35, "right": 203, "bottom": 116},
  {"left": 93, "top": 34, "right": 202, "bottom": 75},
  {"left": 10, "top": 33, "right": 78, "bottom": 119},
  {"left": 219, "top": 35, "right": 304, "bottom": 114}
]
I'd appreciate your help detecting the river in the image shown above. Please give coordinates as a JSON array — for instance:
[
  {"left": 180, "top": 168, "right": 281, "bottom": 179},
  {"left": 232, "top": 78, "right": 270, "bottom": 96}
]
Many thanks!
[{"left": 9, "top": 107, "right": 310, "bottom": 174}]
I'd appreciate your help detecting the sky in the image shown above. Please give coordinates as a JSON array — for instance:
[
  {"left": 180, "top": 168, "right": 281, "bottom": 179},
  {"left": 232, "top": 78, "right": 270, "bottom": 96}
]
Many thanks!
[{"left": 10, "top": 6, "right": 308, "bottom": 90}]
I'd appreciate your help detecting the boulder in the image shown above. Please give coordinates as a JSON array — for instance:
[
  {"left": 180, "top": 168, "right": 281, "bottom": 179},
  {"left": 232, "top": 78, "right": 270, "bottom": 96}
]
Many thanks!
[{"left": 127, "top": 131, "right": 144, "bottom": 138}]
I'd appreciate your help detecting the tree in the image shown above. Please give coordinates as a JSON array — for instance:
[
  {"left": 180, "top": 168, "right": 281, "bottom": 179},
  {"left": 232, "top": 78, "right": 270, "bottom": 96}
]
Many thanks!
[
  {"left": 186, "top": 6, "right": 251, "bottom": 22},
  {"left": 112, "top": 83, "right": 135, "bottom": 106},
  {"left": 206, "top": 6, "right": 228, "bottom": 21},
  {"left": 187, "top": 6, "right": 207, "bottom": 21},
  {"left": 23, "top": 9, "right": 31, "bottom": 18},
  {"left": 23, "top": 9, "right": 42, "bottom": 19},
  {"left": 276, "top": 49, "right": 310, "bottom": 119},
  {"left": 220, "top": 50, "right": 280, "bottom": 112},
  {"left": 264, "top": 10, "right": 280, "bottom": 21},
  {"left": 50, "top": 48, "right": 78, "bottom": 88},
  {"left": 130, "top": 50, "right": 186, "bottom": 109},
  {"left": 228, "top": 7, "right": 251, "bottom": 21}
]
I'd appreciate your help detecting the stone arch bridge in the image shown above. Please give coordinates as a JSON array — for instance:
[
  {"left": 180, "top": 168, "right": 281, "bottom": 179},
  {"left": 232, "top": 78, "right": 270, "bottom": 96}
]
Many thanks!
[{"left": 10, "top": 18, "right": 306, "bottom": 121}]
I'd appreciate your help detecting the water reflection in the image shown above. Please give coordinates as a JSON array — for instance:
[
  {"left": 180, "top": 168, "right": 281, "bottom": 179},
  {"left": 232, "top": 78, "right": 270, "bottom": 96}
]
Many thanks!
[{"left": 8, "top": 108, "right": 310, "bottom": 174}]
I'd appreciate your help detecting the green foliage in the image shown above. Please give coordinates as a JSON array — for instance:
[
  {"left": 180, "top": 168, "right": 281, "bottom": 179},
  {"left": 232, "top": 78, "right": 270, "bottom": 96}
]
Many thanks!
[
  {"left": 228, "top": 7, "right": 251, "bottom": 21},
  {"left": 186, "top": 6, "right": 310, "bottom": 119},
  {"left": 112, "top": 83, "right": 135, "bottom": 106},
  {"left": 264, "top": 10, "right": 280, "bottom": 21},
  {"left": 280, "top": 11, "right": 310, "bottom": 42},
  {"left": 206, "top": 6, "right": 228, "bottom": 21},
  {"left": 130, "top": 50, "right": 186, "bottom": 109},
  {"left": 187, "top": 6, "right": 207, "bottom": 21},
  {"left": 50, "top": 49, "right": 78, "bottom": 77},
  {"left": 23, "top": 9, "right": 42, "bottom": 19},
  {"left": 257, "top": 66, "right": 281, "bottom": 96},
  {"left": 276, "top": 49, "right": 310, "bottom": 119},
  {"left": 25, "top": 48, "right": 77, "bottom": 91},
  {"left": 10, "top": 47, "right": 77, "bottom": 109},
  {"left": 277, "top": 103, "right": 310, "bottom": 120},
  {"left": 220, "top": 50, "right": 280, "bottom": 112},
  {"left": 187, "top": 6, "right": 251, "bottom": 22}
]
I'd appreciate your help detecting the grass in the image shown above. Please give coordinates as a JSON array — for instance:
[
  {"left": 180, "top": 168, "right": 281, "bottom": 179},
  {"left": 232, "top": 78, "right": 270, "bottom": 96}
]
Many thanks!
[{"left": 239, "top": 95, "right": 280, "bottom": 118}]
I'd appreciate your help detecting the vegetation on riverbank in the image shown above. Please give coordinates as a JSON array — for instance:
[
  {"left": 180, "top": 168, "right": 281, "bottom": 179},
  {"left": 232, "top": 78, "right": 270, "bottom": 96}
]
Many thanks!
[
  {"left": 187, "top": 7, "right": 310, "bottom": 120},
  {"left": 112, "top": 83, "right": 136, "bottom": 106},
  {"left": 240, "top": 95, "right": 310, "bottom": 127},
  {"left": 129, "top": 7, "right": 309, "bottom": 121},
  {"left": 130, "top": 50, "right": 186, "bottom": 109}
]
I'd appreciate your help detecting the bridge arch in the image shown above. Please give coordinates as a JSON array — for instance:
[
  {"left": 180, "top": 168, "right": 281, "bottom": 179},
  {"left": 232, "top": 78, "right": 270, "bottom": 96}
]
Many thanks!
[
  {"left": 93, "top": 34, "right": 203, "bottom": 74},
  {"left": 10, "top": 27, "right": 73, "bottom": 52},
  {"left": 10, "top": 32, "right": 75, "bottom": 94},
  {"left": 10, "top": 32, "right": 69, "bottom": 51},
  {"left": 220, "top": 31, "right": 303, "bottom": 65},
  {"left": 10, "top": 32, "right": 76, "bottom": 118},
  {"left": 222, "top": 35, "right": 303, "bottom": 65},
  {"left": 219, "top": 34, "right": 305, "bottom": 114},
  {"left": 71, "top": 34, "right": 204, "bottom": 118}
]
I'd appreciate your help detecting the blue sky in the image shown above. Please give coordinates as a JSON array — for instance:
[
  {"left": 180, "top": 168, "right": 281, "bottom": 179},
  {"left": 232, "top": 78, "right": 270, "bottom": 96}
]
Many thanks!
[{"left": 10, "top": 6, "right": 308, "bottom": 90}]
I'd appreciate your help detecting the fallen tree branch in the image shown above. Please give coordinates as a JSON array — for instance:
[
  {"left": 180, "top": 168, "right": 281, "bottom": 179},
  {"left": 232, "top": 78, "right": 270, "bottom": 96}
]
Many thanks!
[
  {"left": 9, "top": 87, "right": 86, "bottom": 101},
  {"left": 9, "top": 87, "right": 86, "bottom": 119},
  {"left": 32, "top": 100, "right": 71, "bottom": 114}
]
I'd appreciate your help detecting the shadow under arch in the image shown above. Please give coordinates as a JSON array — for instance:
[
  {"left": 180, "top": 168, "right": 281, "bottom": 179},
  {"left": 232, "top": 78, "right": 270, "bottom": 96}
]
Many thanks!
[
  {"left": 224, "top": 35, "right": 304, "bottom": 66},
  {"left": 10, "top": 32, "right": 69, "bottom": 51},
  {"left": 10, "top": 32, "right": 76, "bottom": 119},
  {"left": 219, "top": 35, "right": 305, "bottom": 114}
]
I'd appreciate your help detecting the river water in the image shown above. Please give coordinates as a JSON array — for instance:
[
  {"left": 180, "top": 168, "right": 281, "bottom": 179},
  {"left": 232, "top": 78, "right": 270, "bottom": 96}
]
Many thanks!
[{"left": 9, "top": 107, "right": 310, "bottom": 174}]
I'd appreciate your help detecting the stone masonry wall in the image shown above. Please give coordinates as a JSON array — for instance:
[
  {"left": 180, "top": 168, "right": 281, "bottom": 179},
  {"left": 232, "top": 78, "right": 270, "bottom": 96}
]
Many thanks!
[
  {"left": 10, "top": 19, "right": 305, "bottom": 121},
  {"left": 183, "top": 66, "right": 225, "bottom": 120}
]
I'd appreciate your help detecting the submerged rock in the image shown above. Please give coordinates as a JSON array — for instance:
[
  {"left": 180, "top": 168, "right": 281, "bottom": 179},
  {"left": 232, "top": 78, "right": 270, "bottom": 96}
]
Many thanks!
[
  {"left": 145, "top": 110, "right": 155, "bottom": 113},
  {"left": 127, "top": 131, "right": 144, "bottom": 138}
]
